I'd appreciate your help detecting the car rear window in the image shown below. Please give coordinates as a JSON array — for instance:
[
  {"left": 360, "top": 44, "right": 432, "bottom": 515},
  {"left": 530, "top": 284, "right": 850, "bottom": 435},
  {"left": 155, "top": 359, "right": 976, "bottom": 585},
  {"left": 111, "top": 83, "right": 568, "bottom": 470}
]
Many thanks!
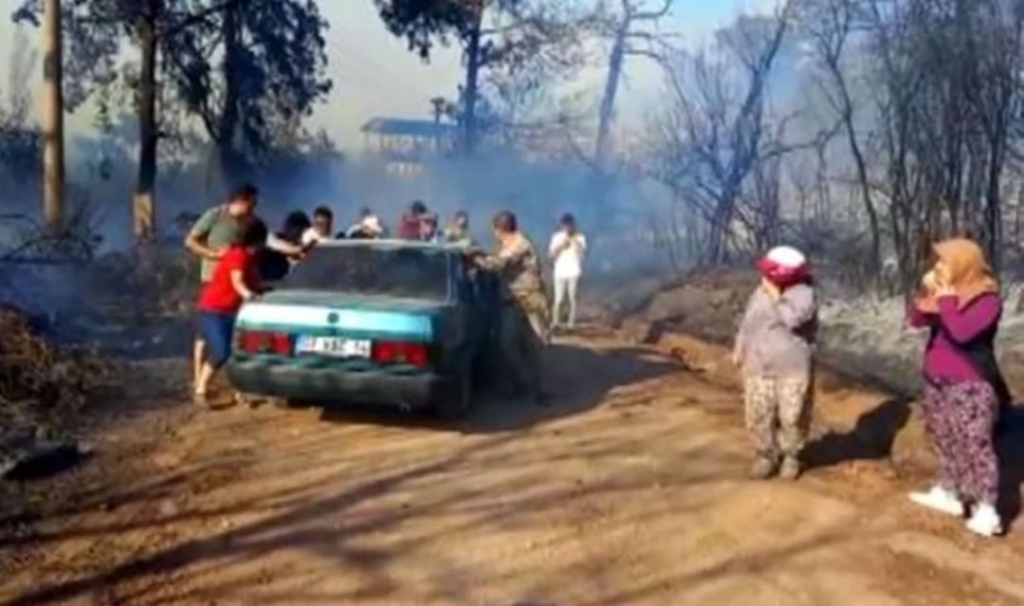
[{"left": 278, "top": 244, "right": 451, "bottom": 300}]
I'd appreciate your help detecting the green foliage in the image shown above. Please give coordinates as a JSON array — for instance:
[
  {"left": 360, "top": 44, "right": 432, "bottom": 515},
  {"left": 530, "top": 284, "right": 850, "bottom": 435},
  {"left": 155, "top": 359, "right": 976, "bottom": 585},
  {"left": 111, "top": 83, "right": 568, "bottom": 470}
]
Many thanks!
[
  {"left": 373, "top": 0, "right": 481, "bottom": 60},
  {"left": 165, "top": 0, "right": 333, "bottom": 171},
  {"left": 374, "top": 0, "right": 590, "bottom": 70},
  {"left": 13, "top": 0, "right": 333, "bottom": 177},
  {"left": 376, "top": 0, "right": 595, "bottom": 150}
]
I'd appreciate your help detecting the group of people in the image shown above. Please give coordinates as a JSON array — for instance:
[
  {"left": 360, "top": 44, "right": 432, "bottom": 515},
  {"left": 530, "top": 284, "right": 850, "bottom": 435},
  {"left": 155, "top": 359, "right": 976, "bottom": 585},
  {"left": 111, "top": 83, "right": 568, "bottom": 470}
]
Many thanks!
[
  {"left": 263, "top": 200, "right": 473, "bottom": 257},
  {"left": 181, "top": 185, "right": 590, "bottom": 410},
  {"left": 734, "top": 238, "right": 1008, "bottom": 537},
  {"left": 180, "top": 184, "right": 1010, "bottom": 538}
]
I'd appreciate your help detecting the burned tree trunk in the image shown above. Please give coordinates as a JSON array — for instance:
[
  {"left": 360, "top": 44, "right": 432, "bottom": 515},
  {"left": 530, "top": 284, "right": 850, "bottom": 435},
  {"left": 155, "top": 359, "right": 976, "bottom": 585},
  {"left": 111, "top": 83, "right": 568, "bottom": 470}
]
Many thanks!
[
  {"left": 216, "top": 3, "right": 247, "bottom": 185},
  {"left": 595, "top": 23, "right": 626, "bottom": 168},
  {"left": 133, "top": 5, "right": 159, "bottom": 243}
]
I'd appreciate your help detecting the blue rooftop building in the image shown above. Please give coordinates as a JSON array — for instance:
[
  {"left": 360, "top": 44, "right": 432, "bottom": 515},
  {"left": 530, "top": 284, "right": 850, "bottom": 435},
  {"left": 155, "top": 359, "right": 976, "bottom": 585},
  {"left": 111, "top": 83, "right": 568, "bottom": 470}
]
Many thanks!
[{"left": 360, "top": 117, "right": 458, "bottom": 177}]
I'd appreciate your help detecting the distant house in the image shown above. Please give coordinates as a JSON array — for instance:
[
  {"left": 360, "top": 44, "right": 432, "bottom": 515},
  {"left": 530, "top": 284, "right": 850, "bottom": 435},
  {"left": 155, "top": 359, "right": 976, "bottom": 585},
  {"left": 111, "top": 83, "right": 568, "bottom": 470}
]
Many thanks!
[{"left": 360, "top": 117, "right": 458, "bottom": 177}]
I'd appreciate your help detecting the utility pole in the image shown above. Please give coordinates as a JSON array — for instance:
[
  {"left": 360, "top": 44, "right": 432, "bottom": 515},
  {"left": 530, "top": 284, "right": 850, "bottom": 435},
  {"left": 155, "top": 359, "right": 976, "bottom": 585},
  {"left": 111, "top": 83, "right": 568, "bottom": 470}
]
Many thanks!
[
  {"left": 430, "top": 96, "right": 446, "bottom": 151},
  {"left": 461, "top": 0, "right": 484, "bottom": 155},
  {"left": 42, "top": 0, "right": 65, "bottom": 233}
]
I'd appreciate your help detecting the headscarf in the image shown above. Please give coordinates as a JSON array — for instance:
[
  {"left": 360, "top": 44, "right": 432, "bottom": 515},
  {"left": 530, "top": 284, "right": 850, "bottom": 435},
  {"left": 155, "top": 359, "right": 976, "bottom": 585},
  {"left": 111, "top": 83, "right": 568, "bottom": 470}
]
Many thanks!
[
  {"left": 916, "top": 238, "right": 998, "bottom": 313},
  {"left": 755, "top": 245, "right": 810, "bottom": 289}
]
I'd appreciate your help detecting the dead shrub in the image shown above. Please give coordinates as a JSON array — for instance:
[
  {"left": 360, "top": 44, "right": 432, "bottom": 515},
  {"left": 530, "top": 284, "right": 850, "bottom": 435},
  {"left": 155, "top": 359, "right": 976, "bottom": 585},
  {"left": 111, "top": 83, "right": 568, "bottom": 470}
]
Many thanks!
[{"left": 0, "top": 307, "right": 117, "bottom": 431}]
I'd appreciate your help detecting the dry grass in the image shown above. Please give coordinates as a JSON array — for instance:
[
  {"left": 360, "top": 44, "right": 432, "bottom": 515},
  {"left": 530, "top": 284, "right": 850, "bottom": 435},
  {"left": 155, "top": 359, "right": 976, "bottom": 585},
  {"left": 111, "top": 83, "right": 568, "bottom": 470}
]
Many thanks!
[{"left": 0, "top": 305, "right": 117, "bottom": 432}]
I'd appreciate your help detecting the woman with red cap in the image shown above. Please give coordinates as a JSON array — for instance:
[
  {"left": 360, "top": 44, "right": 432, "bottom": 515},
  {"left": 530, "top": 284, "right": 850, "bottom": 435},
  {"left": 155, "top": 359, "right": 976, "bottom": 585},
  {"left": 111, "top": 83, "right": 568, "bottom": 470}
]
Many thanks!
[{"left": 733, "top": 245, "right": 818, "bottom": 480}]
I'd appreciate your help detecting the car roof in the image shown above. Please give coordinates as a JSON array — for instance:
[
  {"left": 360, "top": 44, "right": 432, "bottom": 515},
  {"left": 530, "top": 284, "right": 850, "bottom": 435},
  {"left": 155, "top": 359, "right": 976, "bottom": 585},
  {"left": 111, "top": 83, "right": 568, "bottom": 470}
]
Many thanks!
[{"left": 313, "top": 239, "right": 471, "bottom": 254}]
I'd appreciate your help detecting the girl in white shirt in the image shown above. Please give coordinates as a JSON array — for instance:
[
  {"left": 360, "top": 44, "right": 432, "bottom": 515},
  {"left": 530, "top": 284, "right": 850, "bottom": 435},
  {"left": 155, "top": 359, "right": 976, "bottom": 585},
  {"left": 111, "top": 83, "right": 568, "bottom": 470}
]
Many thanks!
[{"left": 549, "top": 213, "right": 586, "bottom": 331}]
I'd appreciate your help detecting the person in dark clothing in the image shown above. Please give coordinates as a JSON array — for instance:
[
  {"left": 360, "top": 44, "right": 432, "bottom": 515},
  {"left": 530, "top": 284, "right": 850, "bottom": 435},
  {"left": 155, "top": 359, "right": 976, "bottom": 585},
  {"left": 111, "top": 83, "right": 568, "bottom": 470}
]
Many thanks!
[
  {"left": 274, "top": 211, "right": 312, "bottom": 248},
  {"left": 470, "top": 210, "right": 550, "bottom": 404},
  {"left": 907, "top": 238, "right": 1008, "bottom": 538},
  {"left": 263, "top": 211, "right": 313, "bottom": 281}
]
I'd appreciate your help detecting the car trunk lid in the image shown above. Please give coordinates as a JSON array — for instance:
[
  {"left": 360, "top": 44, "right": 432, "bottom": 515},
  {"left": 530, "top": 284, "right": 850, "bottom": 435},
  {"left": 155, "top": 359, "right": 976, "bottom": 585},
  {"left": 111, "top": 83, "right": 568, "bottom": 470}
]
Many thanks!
[{"left": 233, "top": 290, "right": 451, "bottom": 371}]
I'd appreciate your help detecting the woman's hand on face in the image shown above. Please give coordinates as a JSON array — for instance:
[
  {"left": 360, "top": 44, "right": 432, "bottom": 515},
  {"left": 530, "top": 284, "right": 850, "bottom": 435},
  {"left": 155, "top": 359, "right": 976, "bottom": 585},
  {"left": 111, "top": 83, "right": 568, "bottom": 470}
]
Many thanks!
[
  {"left": 761, "top": 278, "right": 781, "bottom": 300},
  {"left": 921, "top": 270, "right": 938, "bottom": 294},
  {"left": 928, "top": 265, "right": 956, "bottom": 298}
]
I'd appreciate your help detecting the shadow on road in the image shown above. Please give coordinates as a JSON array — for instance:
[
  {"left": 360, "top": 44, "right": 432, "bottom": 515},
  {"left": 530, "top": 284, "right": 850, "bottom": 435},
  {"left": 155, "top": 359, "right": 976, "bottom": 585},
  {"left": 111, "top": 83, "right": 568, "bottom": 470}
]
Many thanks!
[
  {"left": 996, "top": 405, "right": 1024, "bottom": 530},
  {"left": 312, "top": 341, "right": 680, "bottom": 434},
  {"left": 801, "top": 394, "right": 1024, "bottom": 531},
  {"left": 802, "top": 397, "right": 912, "bottom": 471},
  {"left": 2, "top": 420, "right": 722, "bottom": 605}
]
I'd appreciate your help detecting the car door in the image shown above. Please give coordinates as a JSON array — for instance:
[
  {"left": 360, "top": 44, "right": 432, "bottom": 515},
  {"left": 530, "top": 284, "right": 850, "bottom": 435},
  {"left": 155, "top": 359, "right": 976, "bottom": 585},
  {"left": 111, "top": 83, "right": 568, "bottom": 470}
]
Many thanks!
[{"left": 452, "top": 258, "right": 473, "bottom": 338}]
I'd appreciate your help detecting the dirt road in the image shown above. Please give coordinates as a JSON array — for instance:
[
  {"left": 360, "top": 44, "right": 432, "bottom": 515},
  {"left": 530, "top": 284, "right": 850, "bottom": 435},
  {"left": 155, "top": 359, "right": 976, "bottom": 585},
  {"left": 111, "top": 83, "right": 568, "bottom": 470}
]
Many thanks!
[{"left": 4, "top": 329, "right": 1024, "bottom": 605}]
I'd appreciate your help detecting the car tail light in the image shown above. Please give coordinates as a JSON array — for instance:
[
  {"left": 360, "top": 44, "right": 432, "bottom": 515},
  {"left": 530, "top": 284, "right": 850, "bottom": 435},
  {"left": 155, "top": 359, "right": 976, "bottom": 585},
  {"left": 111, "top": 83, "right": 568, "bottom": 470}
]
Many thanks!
[
  {"left": 236, "top": 330, "right": 293, "bottom": 356},
  {"left": 372, "top": 341, "right": 429, "bottom": 367}
]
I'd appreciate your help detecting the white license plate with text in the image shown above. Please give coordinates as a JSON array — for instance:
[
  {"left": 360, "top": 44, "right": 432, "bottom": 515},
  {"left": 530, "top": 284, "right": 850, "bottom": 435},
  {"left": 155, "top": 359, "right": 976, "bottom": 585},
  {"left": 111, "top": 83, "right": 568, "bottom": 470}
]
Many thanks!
[{"left": 296, "top": 336, "right": 371, "bottom": 358}]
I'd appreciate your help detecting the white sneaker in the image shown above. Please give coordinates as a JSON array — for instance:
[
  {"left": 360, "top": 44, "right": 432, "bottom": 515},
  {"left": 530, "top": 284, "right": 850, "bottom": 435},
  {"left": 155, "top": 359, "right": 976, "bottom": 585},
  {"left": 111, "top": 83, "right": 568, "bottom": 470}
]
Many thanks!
[
  {"left": 908, "top": 486, "right": 964, "bottom": 517},
  {"left": 966, "top": 504, "right": 1003, "bottom": 537}
]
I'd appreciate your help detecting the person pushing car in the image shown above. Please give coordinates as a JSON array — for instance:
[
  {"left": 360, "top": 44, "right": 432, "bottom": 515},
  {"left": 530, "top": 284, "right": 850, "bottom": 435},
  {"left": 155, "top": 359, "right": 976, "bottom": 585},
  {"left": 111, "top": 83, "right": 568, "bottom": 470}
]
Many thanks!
[
  {"left": 469, "top": 210, "right": 551, "bottom": 406},
  {"left": 184, "top": 184, "right": 260, "bottom": 390}
]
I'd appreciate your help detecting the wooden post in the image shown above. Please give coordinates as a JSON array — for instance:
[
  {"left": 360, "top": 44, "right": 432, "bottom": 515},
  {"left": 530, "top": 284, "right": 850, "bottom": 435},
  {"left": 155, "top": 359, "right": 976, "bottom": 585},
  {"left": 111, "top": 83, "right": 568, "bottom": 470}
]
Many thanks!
[{"left": 42, "top": 0, "right": 65, "bottom": 233}]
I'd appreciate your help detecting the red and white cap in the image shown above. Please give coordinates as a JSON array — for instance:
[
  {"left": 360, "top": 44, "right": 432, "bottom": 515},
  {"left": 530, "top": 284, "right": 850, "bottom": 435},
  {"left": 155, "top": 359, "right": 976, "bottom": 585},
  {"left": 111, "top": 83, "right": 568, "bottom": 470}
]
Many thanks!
[{"left": 755, "top": 245, "right": 809, "bottom": 286}]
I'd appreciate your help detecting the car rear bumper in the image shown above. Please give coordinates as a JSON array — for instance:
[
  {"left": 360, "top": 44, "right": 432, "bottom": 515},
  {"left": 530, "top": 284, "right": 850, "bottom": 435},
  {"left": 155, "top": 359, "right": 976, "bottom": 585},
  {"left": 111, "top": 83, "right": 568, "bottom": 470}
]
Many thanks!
[{"left": 225, "top": 359, "right": 441, "bottom": 408}]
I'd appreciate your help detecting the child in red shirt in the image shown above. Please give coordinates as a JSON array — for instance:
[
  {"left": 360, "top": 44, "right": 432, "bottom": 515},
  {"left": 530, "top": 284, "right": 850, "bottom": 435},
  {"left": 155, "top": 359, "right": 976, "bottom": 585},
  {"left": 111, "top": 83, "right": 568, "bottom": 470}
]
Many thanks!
[{"left": 193, "top": 219, "right": 268, "bottom": 407}]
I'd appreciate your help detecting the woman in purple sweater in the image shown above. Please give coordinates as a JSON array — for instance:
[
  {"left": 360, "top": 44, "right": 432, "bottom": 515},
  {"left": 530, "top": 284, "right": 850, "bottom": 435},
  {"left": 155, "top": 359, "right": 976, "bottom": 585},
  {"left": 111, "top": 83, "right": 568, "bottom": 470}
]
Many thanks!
[{"left": 907, "top": 238, "right": 1010, "bottom": 537}]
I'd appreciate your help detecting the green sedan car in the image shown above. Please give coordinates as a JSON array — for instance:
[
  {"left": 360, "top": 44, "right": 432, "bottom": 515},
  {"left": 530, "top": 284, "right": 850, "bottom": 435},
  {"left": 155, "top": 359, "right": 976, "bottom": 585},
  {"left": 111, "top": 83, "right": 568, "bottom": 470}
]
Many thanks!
[{"left": 225, "top": 239, "right": 499, "bottom": 420}]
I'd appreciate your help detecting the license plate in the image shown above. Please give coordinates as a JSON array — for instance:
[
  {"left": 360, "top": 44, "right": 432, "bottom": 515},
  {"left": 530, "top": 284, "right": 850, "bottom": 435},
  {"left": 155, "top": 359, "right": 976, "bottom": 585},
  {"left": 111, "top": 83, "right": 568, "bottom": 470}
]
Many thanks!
[{"left": 296, "top": 336, "right": 371, "bottom": 358}]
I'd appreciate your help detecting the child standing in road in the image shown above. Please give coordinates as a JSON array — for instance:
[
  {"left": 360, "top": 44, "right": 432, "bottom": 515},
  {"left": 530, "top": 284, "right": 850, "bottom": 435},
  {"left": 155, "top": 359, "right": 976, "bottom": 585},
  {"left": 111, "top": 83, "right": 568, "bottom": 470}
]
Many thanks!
[
  {"left": 549, "top": 213, "right": 586, "bottom": 332},
  {"left": 193, "top": 219, "right": 269, "bottom": 408},
  {"left": 733, "top": 246, "right": 818, "bottom": 480}
]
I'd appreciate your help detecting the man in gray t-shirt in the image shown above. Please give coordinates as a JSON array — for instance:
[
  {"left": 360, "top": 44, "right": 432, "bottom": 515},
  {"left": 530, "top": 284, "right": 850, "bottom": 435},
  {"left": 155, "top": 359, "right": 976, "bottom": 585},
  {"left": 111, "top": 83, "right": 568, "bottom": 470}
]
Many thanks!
[{"left": 184, "top": 184, "right": 260, "bottom": 386}]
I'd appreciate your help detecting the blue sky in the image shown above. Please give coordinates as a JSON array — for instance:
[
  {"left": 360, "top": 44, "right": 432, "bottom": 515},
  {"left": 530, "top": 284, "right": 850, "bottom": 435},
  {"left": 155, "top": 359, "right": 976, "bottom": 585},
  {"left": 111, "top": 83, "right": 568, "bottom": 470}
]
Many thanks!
[{"left": 0, "top": 0, "right": 753, "bottom": 151}]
